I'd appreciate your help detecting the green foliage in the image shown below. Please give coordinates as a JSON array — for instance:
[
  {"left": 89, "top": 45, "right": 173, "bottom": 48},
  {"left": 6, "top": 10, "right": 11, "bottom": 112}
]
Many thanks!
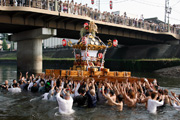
[
  {"left": 1, "top": 33, "right": 8, "bottom": 40},
  {"left": 2, "top": 39, "right": 8, "bottom": 50}
]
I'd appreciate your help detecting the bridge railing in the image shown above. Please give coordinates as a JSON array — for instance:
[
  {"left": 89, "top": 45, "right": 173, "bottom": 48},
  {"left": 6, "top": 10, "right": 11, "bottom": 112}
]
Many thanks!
[{"left": 0, "top": 0, "right": 180, "bottom": 35}]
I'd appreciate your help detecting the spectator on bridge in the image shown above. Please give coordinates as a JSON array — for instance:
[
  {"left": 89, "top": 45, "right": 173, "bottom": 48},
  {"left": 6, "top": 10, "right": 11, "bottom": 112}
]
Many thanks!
[
  {"left": 102, "top": 12, "right": 105, "bottom": 22},
  {"left": 73, "top": 2, "right": 77, "bottom": 15},
  {"left": 114, "top": 14, "right": 118, "bottom": 24},
  {"left": 69, "top": 0, "right": 74, "bottom": 14},
  {"left": 78, "top": 3, "right": 82, "bottom": 15},
  {"left": 89, "top": 8, "right": 93, "bottom": 19},
  {"left": 9, "top": 0, "right": 14, "bottom": 6},
  {"left": 59, "top": 0, "right": 63, "bottom": 12},
  {"left": 67, "top": 0, "right": 70, "bottom": 13},
  {"left": 97, "top": 10, "right": 101, "bottom": 21},
  {"left": 107, "top": 12, "right": 110, "bottom": 22},
  {"left": 117, "top": 14, "right": 120, "bottom": 24},
  {"left": 110, "top": 12, "right": 114, "bottom": 23},
  {"left": 49, "top": 0, "right": 54, "bottom": 11},
  {"left": 63, "top": 0, "right": 67, "bottom": 13},
  {"left": 124, "top": 12, "right": 127, "bottom": 18},
  {"left": 140, "top": 14, "right": 144, "bottom": 22},
  {"left": 82, "top": 5, "right": 85, "bottom": 16},
  {"left": 84, "top": 4, "right": 88, "bottom": 16},
  {"left": 17, "top": 0, "right": 22, "bottom": 6},
  {"left": 94, "top": 9, "right": 98, "bottom": 20}
]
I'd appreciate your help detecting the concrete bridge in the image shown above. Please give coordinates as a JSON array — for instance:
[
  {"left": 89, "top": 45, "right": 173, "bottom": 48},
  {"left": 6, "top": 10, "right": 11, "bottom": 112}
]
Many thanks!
[{"left": 0, "top": 6, "right": 180, "bottom": 73}]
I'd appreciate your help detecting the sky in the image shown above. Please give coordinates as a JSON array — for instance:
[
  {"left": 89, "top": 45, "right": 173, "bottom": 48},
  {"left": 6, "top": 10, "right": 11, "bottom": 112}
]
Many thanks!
[{"left": 71, "top": 0, "right": 180, "bottom": 24}]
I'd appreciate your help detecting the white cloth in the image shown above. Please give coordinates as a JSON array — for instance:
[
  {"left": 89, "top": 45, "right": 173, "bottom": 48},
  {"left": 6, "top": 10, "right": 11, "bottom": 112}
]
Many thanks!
[
  {"left": 28, "top": 82, "right": 33, "bottom": 91},
  {"left": 42, "top": 93, "right": 49, "bottom": 100},
  {"left": 73, "top": 83, "right": 80, "bottom": 97},
  {"left": 147, "top": 99, "right": 164, "bottom": 114},
  {"left": 56, "top": 93, "right": 74, "bottom": 114},
  {"left": 8, "top": 87, "right": 21, "bottom": 93},
  {"left": 172, "top": 103, "right": 180, "bottom": 111}
]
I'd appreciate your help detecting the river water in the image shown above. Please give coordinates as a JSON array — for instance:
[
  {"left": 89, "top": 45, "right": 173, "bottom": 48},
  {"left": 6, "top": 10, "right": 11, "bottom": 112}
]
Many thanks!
[{"left": 0, "top": 64, "right": 180, "bottom": 120}]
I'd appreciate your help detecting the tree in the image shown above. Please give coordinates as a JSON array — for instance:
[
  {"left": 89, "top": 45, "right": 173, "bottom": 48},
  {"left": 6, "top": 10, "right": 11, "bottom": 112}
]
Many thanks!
[
  {"left": 2, "top": 39, "right": 8, "bottom": 50},
  {"left": 1, "top": 33, "right": 8, "bottom": 40}
]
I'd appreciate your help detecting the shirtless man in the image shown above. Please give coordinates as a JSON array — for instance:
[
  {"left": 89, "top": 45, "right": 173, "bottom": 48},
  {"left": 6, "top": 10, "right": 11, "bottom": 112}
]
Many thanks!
[
  {"left": 121, "top": 82, "right": 138, "bottom": 107},
  {"left": 102, "top": 83, "right": 116, "bottom": 106}
]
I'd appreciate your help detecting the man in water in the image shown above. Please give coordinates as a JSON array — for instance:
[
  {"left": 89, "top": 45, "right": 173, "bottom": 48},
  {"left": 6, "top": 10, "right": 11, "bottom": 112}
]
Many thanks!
[
  {"left": 85, "top": 78, "right": 97, "bottom": 108},
  {"left": 56, "top": 87, "right": 74, "bottom": 114},
  {"left": 73, "top": 87, "right": 87, "bottom": 107},
  {"left": 1, "top": 80, "right": 9, "bottom": 90},
  {"left": 147, "top": 92, "right": 164, "bottom": 114},
  {"left": 8, "top": 83, "right": 21, "bottom": 93},
  {"left": 102, "top": 83, "right": 116, "bottom": 106}
]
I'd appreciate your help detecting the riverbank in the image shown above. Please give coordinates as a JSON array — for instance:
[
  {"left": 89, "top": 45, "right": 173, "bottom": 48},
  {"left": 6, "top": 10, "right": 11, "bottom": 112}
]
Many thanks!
[{"left": 1, "top": 57, "right": 180, "bottom": 73}]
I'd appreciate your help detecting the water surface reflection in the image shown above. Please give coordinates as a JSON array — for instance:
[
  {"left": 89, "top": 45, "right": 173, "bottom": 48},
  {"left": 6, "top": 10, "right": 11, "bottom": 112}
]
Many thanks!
[{"left": 0, "top": 64, "right": 180, "bottom": 120}]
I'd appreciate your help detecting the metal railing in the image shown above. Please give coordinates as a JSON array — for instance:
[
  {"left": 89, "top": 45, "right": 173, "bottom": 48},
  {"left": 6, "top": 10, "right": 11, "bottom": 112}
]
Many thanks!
[{"left": 0, "top": 0, "right": 180, "bottom": 35}]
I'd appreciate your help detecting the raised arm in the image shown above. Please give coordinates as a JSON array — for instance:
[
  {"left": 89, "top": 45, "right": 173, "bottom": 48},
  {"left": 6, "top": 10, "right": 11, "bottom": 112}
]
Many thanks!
[
  {"left": 86, "top": 78, "right": 89, "bottom": 92},
  {"left": 102, "top": 85, "right": 108, "bottom": 99}
]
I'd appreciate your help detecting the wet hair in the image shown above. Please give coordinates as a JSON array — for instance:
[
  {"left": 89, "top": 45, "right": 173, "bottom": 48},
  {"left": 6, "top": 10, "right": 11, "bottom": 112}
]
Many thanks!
[
  {"left": 145, "top": 91, "right": 151, "bottom": 97},
  {"left": 56, "top": 80, "right": 60, "bottom": 88},
  {"left": 138, "top": 89, "right": 142, "bottom": 93},
  {"left": 154, "top": 86, "right": 158, "bottom": 91},
  {"left": 78, "top": 87, "right": 86, "bottom": 94},
  {"left": 128, "top": 90, "right": 135, "bottom": 99},
  {"left": 164, "top": 89, "right": 168, "bottom": 95},
  {"left": 65, "top": 93, "right": 70, "bottom": 97},
  {"left": 19, "top": 80, "right": 23, "bottom": 84},
  {"left": 117, "top": 94, "right": 123, "bottom": 102},
  {"left": 13, "top": 79, "right": 16, "bottom": 82},
  {"left": 89, "top": 86, "right": 93, "bottom": 90},
  {"left": 64, "top": 83, "right": 67, "bottom": 88},
  {"left": 110, "top": 90, "right": 114, "bottom": 96},
  {"left": 13, "top": 83, "right": 17, "bottom": 87},
  {"left": 158, "top": 89, "right": 164, "bottom": 95},
  {"left": 151, "top": 92, "right": 158, "bottom": 99}
]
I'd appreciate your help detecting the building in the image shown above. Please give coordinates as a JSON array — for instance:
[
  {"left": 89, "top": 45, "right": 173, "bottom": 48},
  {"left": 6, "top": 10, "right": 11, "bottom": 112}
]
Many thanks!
[
  {"left": 144, "top": 17, "right": 165, "bottom": 24},
  {"left": 13, "top": 37, "right": 78, "bottom": 50}
]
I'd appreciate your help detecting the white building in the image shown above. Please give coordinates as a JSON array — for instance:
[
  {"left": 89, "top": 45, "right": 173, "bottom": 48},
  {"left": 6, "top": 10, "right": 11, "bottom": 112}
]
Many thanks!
[{"left": 13, "top": 37, "right": 78, "bottom": 50}]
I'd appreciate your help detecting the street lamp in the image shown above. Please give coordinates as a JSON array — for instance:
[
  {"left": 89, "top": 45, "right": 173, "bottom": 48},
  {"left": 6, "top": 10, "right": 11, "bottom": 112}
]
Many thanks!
[{"left": 166, "top": 6, "right": 172, "bottom": 32}]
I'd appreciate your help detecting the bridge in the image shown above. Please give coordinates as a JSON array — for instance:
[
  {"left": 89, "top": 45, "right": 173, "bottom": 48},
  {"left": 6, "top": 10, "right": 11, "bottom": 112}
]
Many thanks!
[{"left": 0, "top": 6, "right": 180, "bottom": 73}]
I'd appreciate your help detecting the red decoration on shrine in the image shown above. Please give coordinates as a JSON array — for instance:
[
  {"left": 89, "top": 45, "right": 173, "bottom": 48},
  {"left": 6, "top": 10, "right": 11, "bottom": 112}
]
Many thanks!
[
  {"left": 113, "top": 39, "right": 118, "bottom": 47},
  {"left": 110, "top": 0, "right": 113, "bottom": 9},
  {"left": 91, "top": 0, "right": 94, "bottom": 4},
  {"left": 85, "top": 51, "right": 89, "bottom": 57},
  {"left": 75, "top": 54, "right": 80, "bottom": 58},
  {"left": 62, "top": 39, "right": 66, "bottom": 46},
  {"left": 98, "top": 53, "right": 103, "bottom": 59}
]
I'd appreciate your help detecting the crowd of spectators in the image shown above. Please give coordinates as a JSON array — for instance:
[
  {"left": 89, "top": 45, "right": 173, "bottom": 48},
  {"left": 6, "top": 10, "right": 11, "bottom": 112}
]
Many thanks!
[{"left": 0, "top": 0, "right": 180, "bottom": 34}]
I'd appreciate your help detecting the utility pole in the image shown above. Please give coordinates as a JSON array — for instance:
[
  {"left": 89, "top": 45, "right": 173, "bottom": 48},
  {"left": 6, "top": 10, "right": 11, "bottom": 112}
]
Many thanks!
[
  {"left": 164, "top": 0, "right": 168, "bottom": 23},
  {"left": 165, "top": 0, "right": 172, "bottom": 32}
]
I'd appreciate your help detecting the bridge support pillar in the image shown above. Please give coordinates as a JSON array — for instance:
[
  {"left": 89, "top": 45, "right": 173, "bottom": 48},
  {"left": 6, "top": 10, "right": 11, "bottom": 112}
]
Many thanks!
[{"left": 11, "top": 28, "right": 57, "bottom": 74}]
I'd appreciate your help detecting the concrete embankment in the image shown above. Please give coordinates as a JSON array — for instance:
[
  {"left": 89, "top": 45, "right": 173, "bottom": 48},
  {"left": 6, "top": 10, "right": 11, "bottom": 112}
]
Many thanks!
[
  {"left": 1, "top": 44, "right": 180, "bottom": 73},
  {"left": 155, "top": 66, "right": 180, "bottom": 78}
]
